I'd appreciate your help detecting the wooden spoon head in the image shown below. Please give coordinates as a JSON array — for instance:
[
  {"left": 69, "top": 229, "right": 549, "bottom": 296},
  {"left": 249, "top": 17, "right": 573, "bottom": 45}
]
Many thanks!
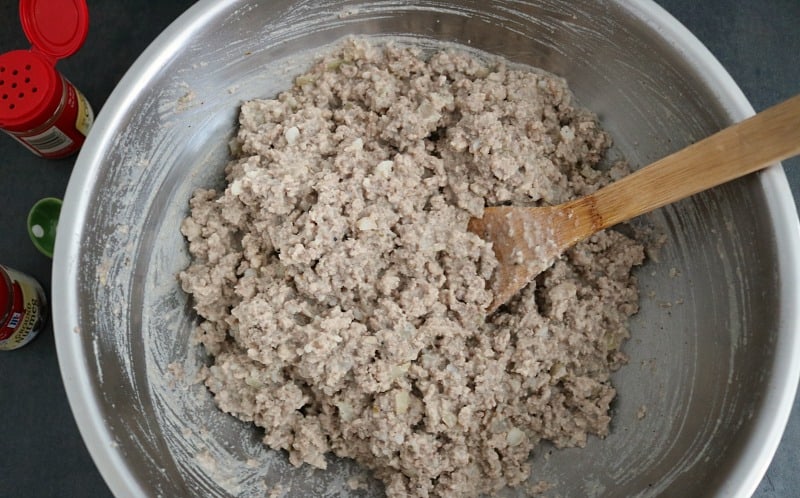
[{"left": 468, "top": 202, "right": 596, "bottom": 312}]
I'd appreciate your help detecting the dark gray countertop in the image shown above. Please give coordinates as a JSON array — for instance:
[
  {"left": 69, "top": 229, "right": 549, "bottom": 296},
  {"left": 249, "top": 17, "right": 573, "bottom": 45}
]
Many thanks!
[{"left": 0, "top": 1, "right": 797, "bottom": 496}]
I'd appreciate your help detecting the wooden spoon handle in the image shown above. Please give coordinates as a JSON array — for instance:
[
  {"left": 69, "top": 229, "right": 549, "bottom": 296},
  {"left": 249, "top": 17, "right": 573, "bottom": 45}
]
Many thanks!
[{"left": 574, "top": 94, "right": 800, "bottom": 230}]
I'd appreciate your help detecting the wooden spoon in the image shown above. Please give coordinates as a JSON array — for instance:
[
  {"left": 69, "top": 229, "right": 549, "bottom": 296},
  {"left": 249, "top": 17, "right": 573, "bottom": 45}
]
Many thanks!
[{"left": 468, "top": 94, "right": 800, "bottom": 313}]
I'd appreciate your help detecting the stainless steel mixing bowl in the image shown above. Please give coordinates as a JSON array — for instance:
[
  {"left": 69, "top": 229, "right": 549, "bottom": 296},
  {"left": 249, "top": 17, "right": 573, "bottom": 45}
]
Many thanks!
[{"left": 53, "top": 1, "right": 800, "bottom": 496}]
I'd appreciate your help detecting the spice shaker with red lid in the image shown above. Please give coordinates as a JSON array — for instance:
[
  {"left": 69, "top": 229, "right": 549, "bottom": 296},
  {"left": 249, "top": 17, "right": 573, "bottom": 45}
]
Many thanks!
[{"left": 0, "top": 0, "right": 93, "bottom": 159}]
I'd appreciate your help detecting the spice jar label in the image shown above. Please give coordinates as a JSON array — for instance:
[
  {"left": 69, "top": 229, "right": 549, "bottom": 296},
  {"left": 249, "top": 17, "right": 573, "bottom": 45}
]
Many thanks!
[
  {"left": 0, "top": 266, "right": 47, "bottom": 350},
  {"left": 18, "top": 124, "right": 74, "bottom": 156},
  {"left": 75, "top": 87, "right": 93, "bottom": 136}
]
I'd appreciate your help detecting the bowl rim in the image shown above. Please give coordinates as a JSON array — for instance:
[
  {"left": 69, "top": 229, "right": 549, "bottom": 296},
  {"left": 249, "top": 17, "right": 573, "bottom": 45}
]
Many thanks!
[
  {"left": 622, "top": 0, "right": 800, "bottom": 496},
  {"left": 52, "top": 1, "right": 800, "bottom": 497}
]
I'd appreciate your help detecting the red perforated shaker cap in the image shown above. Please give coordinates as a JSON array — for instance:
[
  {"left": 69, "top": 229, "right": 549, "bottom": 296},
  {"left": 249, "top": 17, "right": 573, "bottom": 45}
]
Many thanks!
[
  {"left": 0, "top": 0, "right": 88, "bottom": 130},
  {"left": 0, "top": 50, "right": 63, "bottom": 130}
]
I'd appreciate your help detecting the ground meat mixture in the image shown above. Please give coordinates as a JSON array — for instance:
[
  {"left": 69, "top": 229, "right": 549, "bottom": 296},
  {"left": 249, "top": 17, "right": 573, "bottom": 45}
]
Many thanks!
[{"left": 179, "top": 40, "right": 645, "bottom": 497}]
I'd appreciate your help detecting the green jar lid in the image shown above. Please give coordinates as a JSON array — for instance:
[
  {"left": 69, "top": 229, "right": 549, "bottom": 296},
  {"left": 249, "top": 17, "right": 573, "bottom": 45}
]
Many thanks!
[{"left": 27, "top": 197, "right": 62, "bottom": 258}]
